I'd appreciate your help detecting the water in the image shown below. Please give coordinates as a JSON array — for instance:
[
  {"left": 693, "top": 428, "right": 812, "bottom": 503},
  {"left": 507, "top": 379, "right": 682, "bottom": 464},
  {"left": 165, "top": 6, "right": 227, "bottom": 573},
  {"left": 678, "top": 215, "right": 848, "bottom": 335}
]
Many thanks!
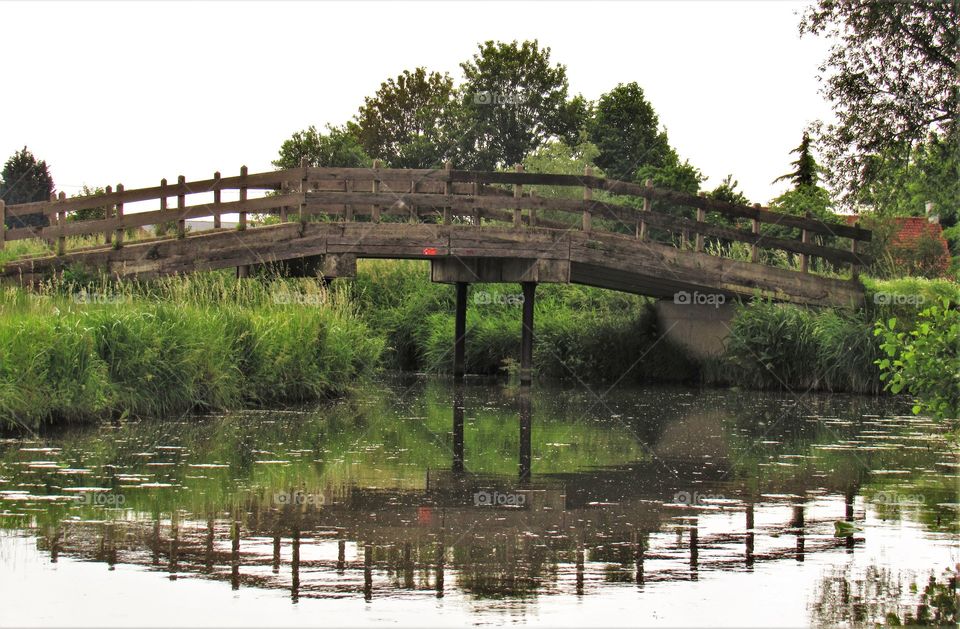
[{"left": 0, "top": 378, "right": 957, "bottom": 627}]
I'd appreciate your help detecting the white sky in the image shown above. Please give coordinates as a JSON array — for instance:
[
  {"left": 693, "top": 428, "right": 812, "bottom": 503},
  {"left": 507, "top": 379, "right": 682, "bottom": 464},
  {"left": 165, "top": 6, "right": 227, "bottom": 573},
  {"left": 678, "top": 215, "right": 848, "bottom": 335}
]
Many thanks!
[{"left": 1, "top": 0, "right": 832, "bottom": 205}]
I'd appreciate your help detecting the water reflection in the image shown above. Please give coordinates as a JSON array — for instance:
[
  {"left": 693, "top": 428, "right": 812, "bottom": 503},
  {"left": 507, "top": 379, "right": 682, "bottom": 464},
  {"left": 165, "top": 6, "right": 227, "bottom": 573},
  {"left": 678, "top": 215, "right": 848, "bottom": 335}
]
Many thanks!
[{"left": 0, "top": 378, "right": 957, "bottom": 623}]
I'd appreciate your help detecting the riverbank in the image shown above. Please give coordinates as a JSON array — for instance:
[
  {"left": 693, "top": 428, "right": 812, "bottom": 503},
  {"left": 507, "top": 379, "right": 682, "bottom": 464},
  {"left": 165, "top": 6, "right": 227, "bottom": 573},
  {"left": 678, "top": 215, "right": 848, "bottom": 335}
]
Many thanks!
[
  {"left": 1, "top": 262, "right": 957, "bottom": 429},
  {"left": 0, "top": 275, "right": 383, "bottom": 430}
]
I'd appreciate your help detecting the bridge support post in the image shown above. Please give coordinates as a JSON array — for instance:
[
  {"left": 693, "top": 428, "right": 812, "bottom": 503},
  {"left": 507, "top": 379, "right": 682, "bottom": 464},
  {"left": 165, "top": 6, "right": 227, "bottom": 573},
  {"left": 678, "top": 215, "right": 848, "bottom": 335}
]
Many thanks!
[
  {"left": 453, "top": 282, "right": 468, "bottom": 381},
  {"left": 520, "top": 282, "right": 536, "bottom": 385}
]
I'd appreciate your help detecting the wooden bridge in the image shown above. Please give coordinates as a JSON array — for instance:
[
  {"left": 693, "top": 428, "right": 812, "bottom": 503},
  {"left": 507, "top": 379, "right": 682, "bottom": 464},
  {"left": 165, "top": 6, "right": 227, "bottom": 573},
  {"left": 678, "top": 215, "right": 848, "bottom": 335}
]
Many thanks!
[{"left": 0, "top": 161, "right": 871, "bottom": 380}]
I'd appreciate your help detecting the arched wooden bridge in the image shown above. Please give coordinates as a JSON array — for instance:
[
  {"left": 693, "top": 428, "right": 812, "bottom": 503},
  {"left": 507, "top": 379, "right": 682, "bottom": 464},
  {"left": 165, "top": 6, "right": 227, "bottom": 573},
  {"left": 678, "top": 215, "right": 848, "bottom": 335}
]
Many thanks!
[
  {"left": 0, "top": 161, "right": 870, "bottom": 301},
  {"left": 0, "top": 161, "right": 871, "bottom": 381}
]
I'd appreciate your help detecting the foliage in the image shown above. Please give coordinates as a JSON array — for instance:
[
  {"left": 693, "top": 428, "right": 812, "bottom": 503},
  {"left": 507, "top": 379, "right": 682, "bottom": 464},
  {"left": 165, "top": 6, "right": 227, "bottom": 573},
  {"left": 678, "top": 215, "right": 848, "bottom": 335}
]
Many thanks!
[
  {"left": 773, "top": 131, "right": 819, "bottom": 188},
  {"left": 0, "top": 273, "right": 383, "bottom": 429},
  {"left": 854, "top": 133, "right": 960, "bottom": 230},
  {"left": 69, "top": 184, "right": 108, "bottom": 222},
  {"left": 875, "top": 298, "right": 960, "bottom": 420},
  {"left": 272, "top": 124, "right": 372, "bottom": 169},
  {"left": 800, "top": 1, "right": 958, "bottom": 203},
  {"left": 457, "top": 40, "right": 572, "bottom": 170},
  {"left": 0, "top": 146, "right": 53, "bottom": 228},
  {"left": 354, "top": 67, "right": 460, "bottom": 168},
  {"left": 587, "top": 82, "right": 675, "bottom": 182},
  {"left": 858, "top": 214, "right": 952, "bottom": 279}
]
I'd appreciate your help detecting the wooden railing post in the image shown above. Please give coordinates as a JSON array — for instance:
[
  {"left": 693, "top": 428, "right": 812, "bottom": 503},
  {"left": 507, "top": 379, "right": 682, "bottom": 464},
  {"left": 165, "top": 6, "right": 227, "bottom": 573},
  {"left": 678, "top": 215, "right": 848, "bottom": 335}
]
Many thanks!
[
  {"left": 582, "top": 166, "right": 592, "bottom": 232},
  {"left": 280, "top": 180, "right": 289, "bottom": 223},
  {"left": 850, "top": 221, "right": 861, "bottom": 279},
  {"left": 751, "top": 204, "right": 761, "bottom": 263},
  {"left": 114, "top": 184, "right": 124, "bottom": 248},
  {"left": 299, "top": 157, "right": 308, "bottom": 226},
  {"left": 103, "top": 184, "right": 113, "bottom": 245},
  {"left": 472, "top": 181, "right": 481, "bottom": 226},
  {"left": 442, "top": 160, "right": 452, "bottom": 225},
  {"left": 176, "top": 175, "right": 186, "bottom": 238},
  {"left": 159, "top": 178, "right": 168, "bottom": 234},
  {"left": 238, "top": 166, "right": 248, "bottom": 231},
  {"left": 638, "top": 179, "right": 651, "bottom": 240},
  {"left": 695, "top": 192, "right": 706, "bottom": 253},
  {"left": 213, "top": 172, "right": 222, "bottom": 229},
  {"left": 514, "top": 164, "right": 524, "bottom": 228},
  {"left": 408, "top": 178, "right": 418, "bottom": 224},
  {"left": 371, "top": 159, "right": 382, "bottom": 224},
  {"left": 0, "top": 199, "right": 5, "bottom": 252},
  {"left": 529, "top": 189, "right": 537, "bottom": 227},
  {"left": 57, "top": 192, "right": 66, "bottom": 256},
  {"left": 800, "top": 211, "right": 811, "bottom": 273}
]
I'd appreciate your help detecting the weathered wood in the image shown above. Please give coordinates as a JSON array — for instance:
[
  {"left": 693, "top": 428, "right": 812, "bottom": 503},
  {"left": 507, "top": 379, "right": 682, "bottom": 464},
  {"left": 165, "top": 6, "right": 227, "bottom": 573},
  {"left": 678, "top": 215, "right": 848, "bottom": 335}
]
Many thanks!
[
  {"left": 114, "top": 184, "right": 124, "bottom": 248},
  {"left": 213, "top": 172, "right": 222, "bottom": 229},
  {"left": 751, "top": 206, "right": 761, "bottom": 263},
  {"left": 177, "top": 175, "right": 187, "bottom": 239},
  {"left": 520, "top": 282, "right": 536, "bottom": 385},
  {"left": 695, "top": 193, "right": 706, "bottom": 253},
  {"left": 851, "top": 220, "right": 861, "bottom": 280},
  {"left": 0, "top": 200, "right": 5, "bottom": 251},
  {"left": 104, "top": 185, "right": 114, "bottom": 245},
  {"left": 801, "top": 212, "right": 811, "bottom": 274},
  {"left": 57, "top": 192, "right": 66, "bottom": 256},
  {"left": 371, "top": 159, "right": 382, "bottom": 224},
  {"left": 582, "top": 166, "right": 593, "bottom": 233},
  {"left": 238, "top": 166, "right": 248, "bottom": 231},
  {"left": 513, "top": 164, "right": 523, "bottom": 228},
  {"left": 442, "top": 161, "right": 452, "bottom": 226},
  {"left": 639, "top": 180, "right": 651, "bottom": 240}
]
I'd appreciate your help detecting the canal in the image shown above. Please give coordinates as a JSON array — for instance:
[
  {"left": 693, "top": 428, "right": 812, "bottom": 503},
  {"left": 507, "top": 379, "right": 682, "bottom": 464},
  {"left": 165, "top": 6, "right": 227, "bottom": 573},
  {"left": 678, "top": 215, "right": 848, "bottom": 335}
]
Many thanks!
[{"left": 1, "top": 377, "right": 957, "bottom": 626}]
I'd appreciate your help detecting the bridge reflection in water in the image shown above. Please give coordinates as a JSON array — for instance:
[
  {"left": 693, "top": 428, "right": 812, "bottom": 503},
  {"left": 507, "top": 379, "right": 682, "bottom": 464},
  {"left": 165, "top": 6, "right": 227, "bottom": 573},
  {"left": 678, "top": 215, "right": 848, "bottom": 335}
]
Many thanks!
[{"left": 26, "top": 385, "right": 871, "bottom": 604}]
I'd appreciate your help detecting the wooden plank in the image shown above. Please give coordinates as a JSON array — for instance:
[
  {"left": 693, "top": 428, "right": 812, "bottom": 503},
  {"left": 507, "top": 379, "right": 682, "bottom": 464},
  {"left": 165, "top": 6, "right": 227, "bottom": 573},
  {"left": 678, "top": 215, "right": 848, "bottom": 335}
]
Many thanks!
[{"left": 3, "top": 169, "right": 296, "bottom": 217}]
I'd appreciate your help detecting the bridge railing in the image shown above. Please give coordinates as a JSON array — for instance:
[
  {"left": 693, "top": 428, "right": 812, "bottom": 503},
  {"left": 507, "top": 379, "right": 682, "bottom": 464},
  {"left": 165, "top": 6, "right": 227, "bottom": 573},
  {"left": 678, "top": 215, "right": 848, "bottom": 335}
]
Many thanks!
[{"left": 0, "top": 161, "right": 871, "bottom": 276}]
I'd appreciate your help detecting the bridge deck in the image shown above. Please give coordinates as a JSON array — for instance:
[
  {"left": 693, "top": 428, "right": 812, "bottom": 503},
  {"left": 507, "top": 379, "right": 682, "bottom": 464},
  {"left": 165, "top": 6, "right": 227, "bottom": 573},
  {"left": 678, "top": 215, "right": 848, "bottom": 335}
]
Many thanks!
[{"left": 0, "top": 164, "right": 870, "bottom": 307}]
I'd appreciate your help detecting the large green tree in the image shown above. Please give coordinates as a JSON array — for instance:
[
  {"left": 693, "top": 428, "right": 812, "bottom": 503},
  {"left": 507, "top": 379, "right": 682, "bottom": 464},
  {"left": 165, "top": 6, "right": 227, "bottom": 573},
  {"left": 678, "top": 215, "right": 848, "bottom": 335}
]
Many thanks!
[
  {"left": 354, "top": 68, "right": 460, "bottom": 168},
  {"left": 272, "top": 125, "right": 372, "bottom": 169},
  {"left": 800, "top": 0, "right": 959, "bottom": 202},
  {"left": 588, "top": 82, "right": 675, "bottom": 182},
  {"left": 1, "top": 146, "right": 53, "bottom": 228},
  {"left": 457, "top": 40, "right": 572, "bottom": 170}
]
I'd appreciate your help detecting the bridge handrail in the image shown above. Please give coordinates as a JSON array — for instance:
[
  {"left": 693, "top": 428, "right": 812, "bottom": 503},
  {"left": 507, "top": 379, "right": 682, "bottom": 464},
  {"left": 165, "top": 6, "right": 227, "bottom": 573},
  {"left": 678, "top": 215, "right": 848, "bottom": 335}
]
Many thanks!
[{"left": 0, "top": 164, "right": 872, "bottom": 274}]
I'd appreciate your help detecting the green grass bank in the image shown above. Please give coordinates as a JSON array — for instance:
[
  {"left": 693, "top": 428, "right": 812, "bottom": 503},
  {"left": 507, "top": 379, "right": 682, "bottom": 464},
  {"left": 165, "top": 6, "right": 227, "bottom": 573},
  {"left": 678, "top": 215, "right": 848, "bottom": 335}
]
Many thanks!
[{"left": 1, "top": 261, "right": 957, "bottom": 429}]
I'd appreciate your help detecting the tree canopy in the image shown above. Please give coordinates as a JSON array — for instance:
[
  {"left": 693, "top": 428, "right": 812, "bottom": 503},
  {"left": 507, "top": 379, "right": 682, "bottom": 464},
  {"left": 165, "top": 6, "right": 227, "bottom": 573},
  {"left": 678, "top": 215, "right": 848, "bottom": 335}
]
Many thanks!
[
  {"left": 272, "top": 125, "right": 372, "bottom": 169},
  {"left": 457, "top": 40, "right": 572, "bottom": 169},
  {"left": 1, "top": 146, "right": 54, "bottom": 228},
  {"left": 800, "top": 0, "right": 958, "bottom": 201},
  {"left": 354, "top": 68, "right": 459, "bottom": 168},
  {"left": 588, "top": 82, "right": 675, "bottom": 182}
]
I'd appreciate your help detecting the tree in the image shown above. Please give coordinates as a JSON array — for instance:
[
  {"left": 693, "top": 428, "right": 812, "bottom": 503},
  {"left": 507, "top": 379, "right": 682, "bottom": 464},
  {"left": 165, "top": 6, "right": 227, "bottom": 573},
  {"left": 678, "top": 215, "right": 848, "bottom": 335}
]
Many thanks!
[
  {"left": 1, "top": 146, "right": 53, "bottom": 228},
  {"left": 272, "top": 125, "right": 372, "bottom": 169},
  {"left": 773, "top": 132, "right": 819, "bottom": 188},
  {"left": 457, "top": 40, "right": 571, "bottom": 170},
  {"left": 69, "top": 185, "right": 108, "bottom": 222},
  {"left": 800, "top": 0, "right": 958, "bottom": 201},
  {"left": 588, "top": 82, "right": 675, "bottom": 182},
  {"left": 354, "top": 68, "right": 460, "bottom": 168}
]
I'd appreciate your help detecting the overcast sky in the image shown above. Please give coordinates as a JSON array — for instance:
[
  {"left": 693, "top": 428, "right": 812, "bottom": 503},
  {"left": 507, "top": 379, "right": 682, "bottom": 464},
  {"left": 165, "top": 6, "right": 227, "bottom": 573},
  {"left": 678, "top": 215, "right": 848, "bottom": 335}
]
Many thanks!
[{"left": 1, "top": 0, "right": 832, "bottom": 205}]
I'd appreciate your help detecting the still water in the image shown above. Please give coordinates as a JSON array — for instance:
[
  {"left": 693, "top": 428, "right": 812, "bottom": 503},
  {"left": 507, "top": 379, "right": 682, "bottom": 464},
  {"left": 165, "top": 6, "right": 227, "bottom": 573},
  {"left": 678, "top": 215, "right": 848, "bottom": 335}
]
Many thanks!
[{"left": 0, "top": 378, "right": 957, "bottom": 627}]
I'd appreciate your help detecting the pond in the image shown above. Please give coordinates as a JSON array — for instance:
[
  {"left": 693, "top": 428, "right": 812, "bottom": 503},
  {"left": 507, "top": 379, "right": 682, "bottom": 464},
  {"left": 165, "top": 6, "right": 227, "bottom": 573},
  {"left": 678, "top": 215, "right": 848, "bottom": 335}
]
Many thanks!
[{"left": 1, "top": 377, "right": 957, "bottom": 627}]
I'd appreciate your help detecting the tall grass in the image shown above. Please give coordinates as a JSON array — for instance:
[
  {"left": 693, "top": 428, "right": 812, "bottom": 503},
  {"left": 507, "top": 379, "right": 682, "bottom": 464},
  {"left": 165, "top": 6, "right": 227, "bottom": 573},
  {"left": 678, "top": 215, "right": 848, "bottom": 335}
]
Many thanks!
[{"left": 0, "top": 272, "right": 383, "bottom": 430}]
